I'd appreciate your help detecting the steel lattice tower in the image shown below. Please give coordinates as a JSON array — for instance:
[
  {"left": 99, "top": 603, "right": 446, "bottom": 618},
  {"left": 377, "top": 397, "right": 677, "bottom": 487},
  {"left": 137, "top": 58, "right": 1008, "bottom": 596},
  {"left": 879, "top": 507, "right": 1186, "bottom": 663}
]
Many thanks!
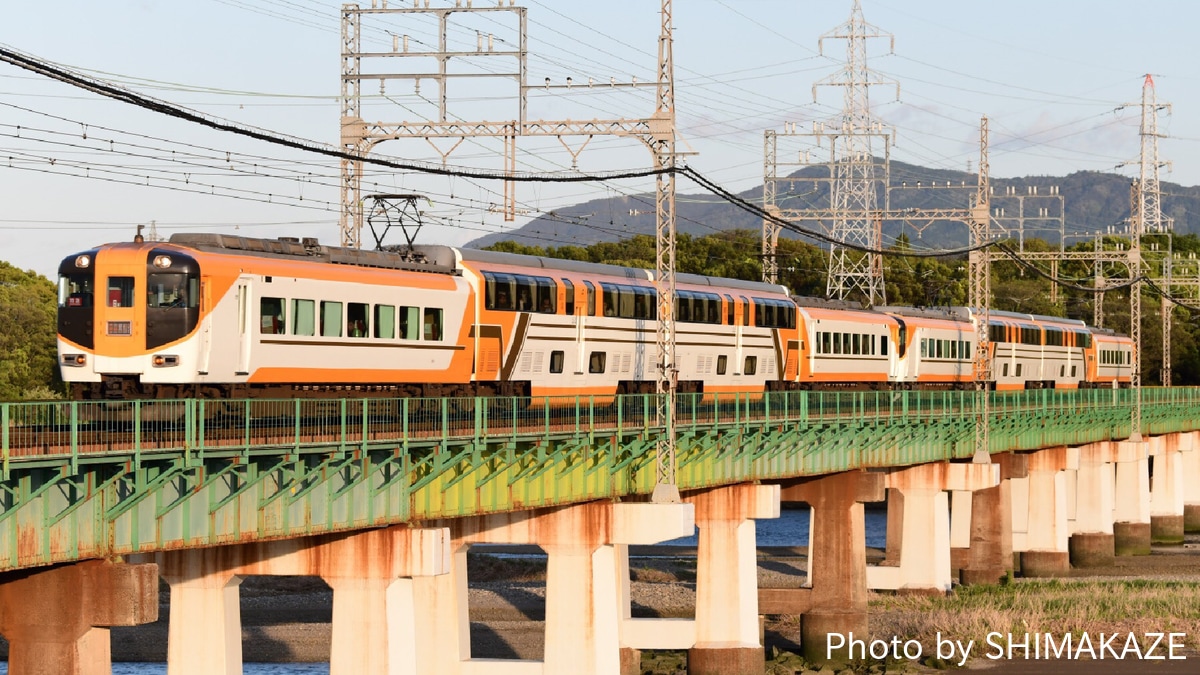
[
  {"left": 816, "top": 0, "right": 894, "bottom": 306},
  {"left": 1129, "top": 74, "right": 1170, "bottom": 434}
]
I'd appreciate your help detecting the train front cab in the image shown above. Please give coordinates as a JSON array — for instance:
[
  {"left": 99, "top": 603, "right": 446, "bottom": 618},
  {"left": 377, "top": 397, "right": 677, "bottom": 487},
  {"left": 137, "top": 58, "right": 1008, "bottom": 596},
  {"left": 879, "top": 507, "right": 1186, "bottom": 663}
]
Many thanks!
[{"left": 57, "top": 244, "right": 200, "bottom": 399}]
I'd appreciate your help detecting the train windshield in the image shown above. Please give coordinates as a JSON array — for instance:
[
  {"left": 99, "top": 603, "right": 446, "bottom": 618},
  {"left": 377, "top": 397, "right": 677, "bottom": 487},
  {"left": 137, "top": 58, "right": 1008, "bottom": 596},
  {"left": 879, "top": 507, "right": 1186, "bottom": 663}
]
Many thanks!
[
  {"left": 147, "top": 273, "right": 199, "bottom": 309},
  {"left": 58, "top": 274, "right": 95, "bottom": 308}
]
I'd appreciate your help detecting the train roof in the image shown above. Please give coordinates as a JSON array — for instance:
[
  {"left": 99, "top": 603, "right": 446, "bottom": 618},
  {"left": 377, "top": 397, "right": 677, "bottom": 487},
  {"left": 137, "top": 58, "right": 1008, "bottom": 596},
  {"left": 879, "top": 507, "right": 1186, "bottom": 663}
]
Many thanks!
[
  {"left": 457, "top": 247, "right": 791, "bottom": 296},
  {"left": 168, "top": 233, "right": 461, "bottom": 275},
  {"left": 877, "top": 305, "right": 973, "bottom": 322}
]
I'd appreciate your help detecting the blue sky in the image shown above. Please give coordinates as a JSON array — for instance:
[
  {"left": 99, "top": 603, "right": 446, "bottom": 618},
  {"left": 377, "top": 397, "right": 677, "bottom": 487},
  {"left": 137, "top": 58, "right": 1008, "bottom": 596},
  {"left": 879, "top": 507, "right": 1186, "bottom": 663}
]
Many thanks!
[{"left": 3, "top": 0, "right": 1199, "bottom": 278}]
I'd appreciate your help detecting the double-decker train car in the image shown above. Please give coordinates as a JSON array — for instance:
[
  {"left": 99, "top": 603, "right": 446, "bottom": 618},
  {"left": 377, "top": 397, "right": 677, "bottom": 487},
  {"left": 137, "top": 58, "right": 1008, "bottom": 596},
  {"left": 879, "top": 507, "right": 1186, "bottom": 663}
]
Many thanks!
[
  {"left": 57, "top": 233, "right": 797, "bottom": 401},
  {"left": 56, "top": 233, "right": 1134, "bottom": 401}
]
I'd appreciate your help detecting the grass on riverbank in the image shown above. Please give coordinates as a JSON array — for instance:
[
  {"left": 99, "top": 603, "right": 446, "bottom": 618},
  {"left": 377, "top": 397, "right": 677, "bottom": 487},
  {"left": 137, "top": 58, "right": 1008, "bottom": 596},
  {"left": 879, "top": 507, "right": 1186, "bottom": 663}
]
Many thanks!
[{"left": 867, "top": 578, "right": 1200, "bottom": 653}]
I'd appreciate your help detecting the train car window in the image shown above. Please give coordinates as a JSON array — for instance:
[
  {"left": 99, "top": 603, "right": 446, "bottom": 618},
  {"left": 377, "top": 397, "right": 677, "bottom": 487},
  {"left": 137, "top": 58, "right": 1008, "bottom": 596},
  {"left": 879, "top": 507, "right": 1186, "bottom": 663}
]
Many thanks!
[
  {"left": 852, "top": 333, "right": 861, "bottom": 355},
  {"left": 725, "top": 295, "right": 734, "bottom": 325},
  {"left": 399, "top": 306, "right": 419, "bottom": 340},
  {"left": 537, "top": 278, "right": 556, "bottom": 313},
  {"left": 487, "top": 273, "right": 516, "bottom": 311},
  {"left": 880, "top": 335, "right": 888, "bottom": 356},
  {"left": 635, "top": 288, "right": 655, "bottom": 320},
  {"left": 1127, "top": 351, "right": 1132, "bottom": 365},
  {"left": 1060, "top": 365, "right": 1065, "bottom": 377},
  {"left": 949, "top": 340, "right": 957, "bottom": 359},
  {"left": 550, "top": 351, "right": 565, "bottom": 374},
  {"left": 259, "top": 297, "right": 285, "bottom": 334},
  {"left": 423, "top": 308, "right": 443, "bottom": 341},
  {"left": 584, "top": 281, "right": 596, "bottom": 316},
  {"left": 319, "top": 300, "right": 343, "bottom": 333},
  {"left": 588, "top": 351, "right": 606, "bottom": 374},
  {"left": 739, "top": 296, "right": 749, "bottom": 326},
  {"left": 513, "top": 276, "right": 537, "bottom": 312},
  {"left": 867, "top": 334, "right": 874, "bottom": 356},
  {"left": 1072, "top": 365, "right": 1077, "bottom": 378},
  {"left": 694, "top": 293, "right": 710, "bottom": 324},
  {"left": 744, "top": 356, "right": 757, "bottom": 375},
  {"left": 562, "top": 279, "right": 575, "bottom": 315},
  {"left": 374, "top": 305, "right": 395, "bottom": 339},
  {"left": 1016, "top": 363, "right": 1023, "bottom": 377},
  {"left": 618, "top": 286, "right": 635, "bottom": 318},
  {"left": 819, "top": 332, "right": 828, "bottom": 354},
  {"left": 705, "top": 296, "right": 720, "bottom": 324},
  {"left": 292, "top": 299, "right": 315, "bottom": 336},
  {"left": 320, "top": 302, "right": 343, "bottom": 337},
  {"left": 107, "top": 277, "right": 134, "bottom": 308},
  {"left": 601, "top": 283, "right": 619, "bottom": 317},
  {"left": 1078, "top": 331, "right": 1092, "bottom": 349},
  {"left": 988, "top": 323, "right": 1006, "bottom": 343},
  {"left": 674, "top": 291, "right": 690, "bottom": 322},
  {"left": 147, "top": 273, "right": 196, "bottom": 308},
  {"left": 347, "top": 303, "right": 369, "bottom": 338},
  {"left": 717, "top": 355, "right": 728, "bottom": 375},
  {"left": 1003, "top": 363, "right": 1009, "bottom": 377}
]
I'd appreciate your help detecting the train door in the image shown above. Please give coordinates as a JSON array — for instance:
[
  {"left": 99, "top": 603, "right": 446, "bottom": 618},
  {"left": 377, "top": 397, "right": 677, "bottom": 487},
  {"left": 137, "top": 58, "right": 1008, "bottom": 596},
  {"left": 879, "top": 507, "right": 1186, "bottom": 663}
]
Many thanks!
[
  {"left": 578, "top": 281, "right": 595, "bottom": 374},
  {"left": 784, "top": 340, "right": 800, "bottom": 380},
  {"left": 197, "top": 276, "right": 213, "bottom": 375},
  {"left": 235, "top": 275, "right": 252, "bottom": 375},
  {"left": 735, "top": 295, "right": 748, "bottom": 375}
]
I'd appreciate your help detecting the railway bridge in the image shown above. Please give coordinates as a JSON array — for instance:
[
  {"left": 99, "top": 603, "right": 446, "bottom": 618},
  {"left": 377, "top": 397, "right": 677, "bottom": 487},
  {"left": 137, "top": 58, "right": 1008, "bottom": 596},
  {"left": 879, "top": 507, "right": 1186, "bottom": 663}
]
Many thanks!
[{"left": 1, "top": 388, "right": 1199, "bottom": 674}]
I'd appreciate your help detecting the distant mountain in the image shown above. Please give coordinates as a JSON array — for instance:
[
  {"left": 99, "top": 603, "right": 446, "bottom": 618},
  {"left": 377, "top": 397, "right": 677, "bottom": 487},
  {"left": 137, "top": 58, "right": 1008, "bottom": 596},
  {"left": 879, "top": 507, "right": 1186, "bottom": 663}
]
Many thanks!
[{"left": 465, "top": 161, "right": 1200, "bottom": 250}]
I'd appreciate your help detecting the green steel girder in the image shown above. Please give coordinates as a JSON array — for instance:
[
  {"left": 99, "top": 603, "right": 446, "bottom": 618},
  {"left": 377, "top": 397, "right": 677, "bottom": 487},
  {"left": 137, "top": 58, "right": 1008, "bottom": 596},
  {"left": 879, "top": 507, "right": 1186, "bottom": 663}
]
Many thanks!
[
  {"left": 286, "top": 455, "right": 359, "bottom": 506},
  {"left": 609, "top": 435, "right": 655, "bottom": 475},
  {"left": 2, "top": 389, "right": 1200, "bottom": 572},
  {"left": 432, "top": 448, "right": 480, "bottom": 492},
  {"left": 104, "top": 459, "right": 187, "bottom": 522},
  {"left": 207, "top": 456, "right": 290, "bottom": 515},
  {"left": 367, "top": 451, "right": 409, "bottom": 499}
]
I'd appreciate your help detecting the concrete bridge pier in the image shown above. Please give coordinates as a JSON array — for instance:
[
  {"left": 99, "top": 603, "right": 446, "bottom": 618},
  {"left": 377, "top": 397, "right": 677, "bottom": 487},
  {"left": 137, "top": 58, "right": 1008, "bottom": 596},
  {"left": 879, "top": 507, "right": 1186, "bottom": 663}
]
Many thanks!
[
  {"left": 960, "top": 453, "right": 1026, "bottom": 586},
  {"left": 152, "top": 525, "right": 450, "bottom": 675},
  {"left": 684, "top": 484, "right": 780, "bottom": 675},
  {"left": 417, "top": 500, "right": 694, "bottom": 675},
  {"left": 1113, "top": 441, "right": 1152, "bottom": 556},
  {"left": 0, "top": 559, "right": 158, "bottom": 675},
  {"left": 867, "top": 463, "right": 998, "bottom": 593},
  {"left": 1068, "top": 442, "right": 1118, "bottom": 568},
  {"left": 1012, "top": 446, "right": 1078, "bottom": 577},
  {"left": 775, "top": 471, "right": 883, "bottom": 666},
  {"left": 1183, "top": 431, "right": 1200, "bottom": 533},
  {"left": 1149, "top": 434, "right": 1186, "bottom": 545}
]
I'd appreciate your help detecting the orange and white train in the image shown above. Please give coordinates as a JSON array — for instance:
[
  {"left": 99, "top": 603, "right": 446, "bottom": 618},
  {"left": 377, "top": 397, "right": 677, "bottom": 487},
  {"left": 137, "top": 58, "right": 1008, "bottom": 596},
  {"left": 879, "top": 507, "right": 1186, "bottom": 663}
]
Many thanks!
[{"left": 55, "top": 233, "right": 1133, "bottom": 401}]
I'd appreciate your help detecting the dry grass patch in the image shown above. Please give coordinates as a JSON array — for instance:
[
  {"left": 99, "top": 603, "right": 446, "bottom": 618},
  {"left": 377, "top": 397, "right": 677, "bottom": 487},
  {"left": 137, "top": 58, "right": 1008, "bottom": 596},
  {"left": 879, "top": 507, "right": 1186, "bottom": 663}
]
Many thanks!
[{"left": 870, "top": 579, "right": 1200, "bottom": 654}]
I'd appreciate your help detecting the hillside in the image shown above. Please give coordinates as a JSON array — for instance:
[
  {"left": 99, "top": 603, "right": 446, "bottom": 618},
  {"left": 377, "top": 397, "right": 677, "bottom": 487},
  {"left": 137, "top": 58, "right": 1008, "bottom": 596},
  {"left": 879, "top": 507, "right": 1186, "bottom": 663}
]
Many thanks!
[{"left": 466, "top": 161, "right": 1200, "bottom": 250}]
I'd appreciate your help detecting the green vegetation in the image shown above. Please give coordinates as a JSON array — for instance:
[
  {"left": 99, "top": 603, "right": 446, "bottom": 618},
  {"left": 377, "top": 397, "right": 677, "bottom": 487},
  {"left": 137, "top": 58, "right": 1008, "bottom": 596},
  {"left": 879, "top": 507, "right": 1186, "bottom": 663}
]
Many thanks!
[
  {"left": 0, "top": 261, "right": 60, "bottom": 402},
  {"left": 869, "top": 579, "right": 1200, "bottom": 653}
]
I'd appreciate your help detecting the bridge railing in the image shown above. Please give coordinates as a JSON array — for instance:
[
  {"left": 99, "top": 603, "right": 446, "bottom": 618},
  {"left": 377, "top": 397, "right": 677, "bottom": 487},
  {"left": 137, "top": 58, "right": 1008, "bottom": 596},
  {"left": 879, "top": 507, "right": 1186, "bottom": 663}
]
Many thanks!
[{"left": 2, "top": 387, "right": 1197, "bottom": 461}]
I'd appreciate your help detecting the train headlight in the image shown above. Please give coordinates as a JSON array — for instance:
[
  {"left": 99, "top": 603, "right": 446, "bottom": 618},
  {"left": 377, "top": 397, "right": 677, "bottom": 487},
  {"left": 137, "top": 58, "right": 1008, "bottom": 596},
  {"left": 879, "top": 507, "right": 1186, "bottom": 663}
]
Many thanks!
[
  {"left": 152, "top": 355, "right": 179, "bottom": 367},
  {"left": 61, "top": 354, "right": 86, "bottom": 367},
  {"left": 153, "top": 255, "right": 172, "bottom": 269},
  {"left": 75, "top": 255, "right": 90, "bottom": 269}
]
